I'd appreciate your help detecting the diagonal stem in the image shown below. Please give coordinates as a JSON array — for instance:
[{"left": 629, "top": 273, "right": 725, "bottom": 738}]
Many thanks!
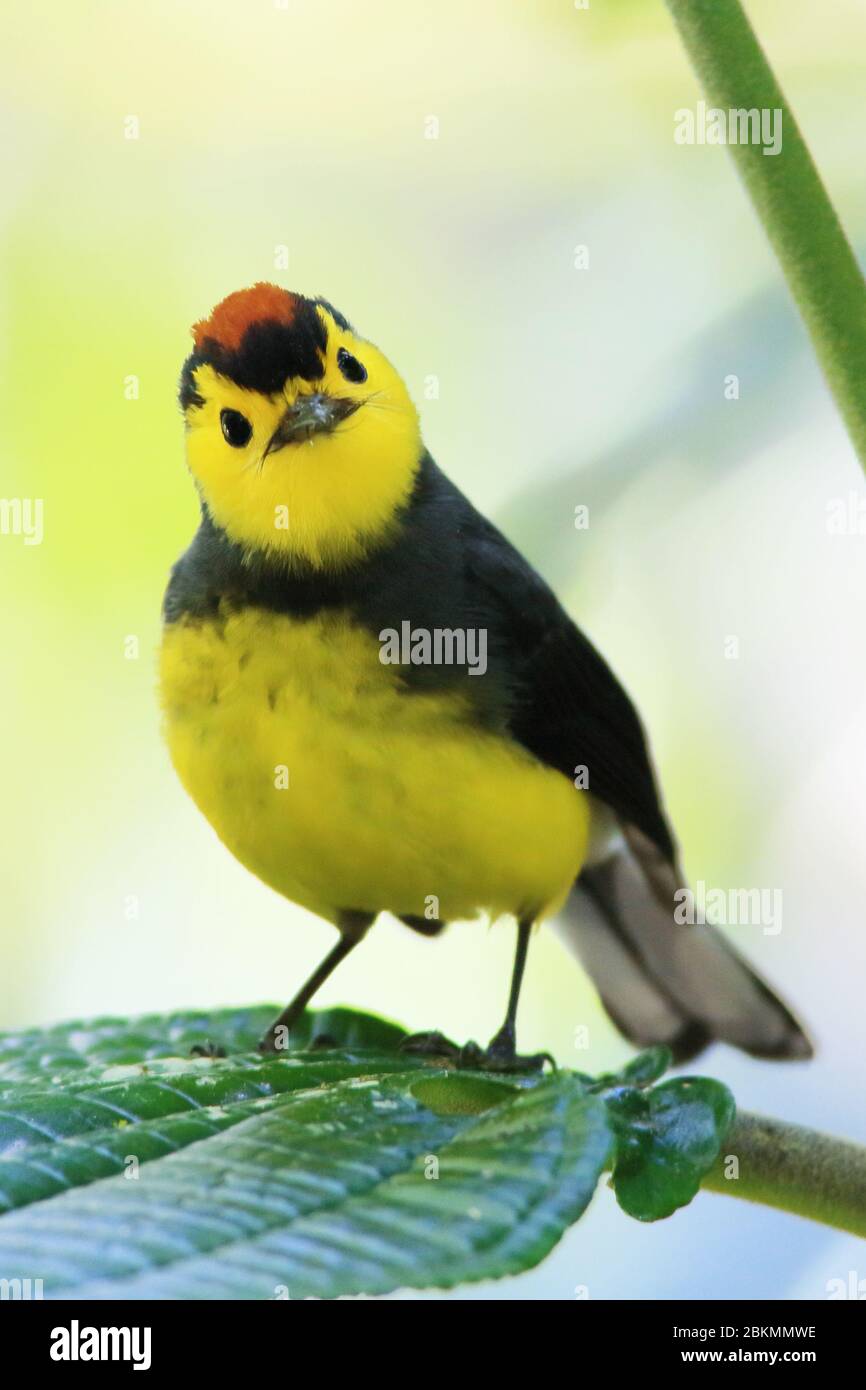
[{"left": 664, "top": 0, "right": 866, "bottom": 468}]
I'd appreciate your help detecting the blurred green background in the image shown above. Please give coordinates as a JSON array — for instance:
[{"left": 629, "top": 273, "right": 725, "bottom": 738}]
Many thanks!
[{"left": 2, "top": 0, "right": 865, "bottom": 1299}]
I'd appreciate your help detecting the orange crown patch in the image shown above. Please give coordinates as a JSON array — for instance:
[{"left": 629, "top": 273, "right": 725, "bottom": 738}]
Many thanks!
[{"left": 192, "top": 283, "right": 301, "bottom": 352}]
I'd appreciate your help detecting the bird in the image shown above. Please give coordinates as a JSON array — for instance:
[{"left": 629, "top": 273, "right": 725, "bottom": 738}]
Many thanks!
[{"left": 160, "top": 282, "right": 812, "bottom": 1069}]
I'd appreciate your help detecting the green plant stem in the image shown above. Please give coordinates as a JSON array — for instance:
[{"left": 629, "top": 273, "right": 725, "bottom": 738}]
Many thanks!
[
  {"left": 702, "top": 1111, "right": 866, "bottom": 1238},
  {"left": 664, "top": 0, "right": 866, "bottom": 467}
]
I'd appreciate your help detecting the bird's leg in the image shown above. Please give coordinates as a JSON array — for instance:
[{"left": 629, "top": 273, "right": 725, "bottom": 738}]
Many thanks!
[
  {"left": 258, "top": 910, "right": 373, "bottom": 1053},
  {"left": 462, "top": 918, "right": 554, "bottom": 1074},
  {"left": 400, "top": 918, "right": 555, "bottom": 1074},
  {"left": 483, "top": 916, "right": 532, "bottom": 1059}
]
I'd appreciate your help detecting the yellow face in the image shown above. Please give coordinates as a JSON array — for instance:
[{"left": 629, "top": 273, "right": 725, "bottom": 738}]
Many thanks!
[{"left": 183, "top": 304, "right": 422, "bottom": 570}]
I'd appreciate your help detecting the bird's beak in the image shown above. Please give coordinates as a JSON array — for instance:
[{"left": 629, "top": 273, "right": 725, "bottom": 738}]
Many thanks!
[{"left": 264, "top": 392, "right": 359, "bottom": 455}]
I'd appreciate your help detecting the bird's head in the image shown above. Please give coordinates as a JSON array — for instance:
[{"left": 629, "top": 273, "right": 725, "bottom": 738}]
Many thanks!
[{"left": 179, "top": 284, "right": 421, "bottom": 569}]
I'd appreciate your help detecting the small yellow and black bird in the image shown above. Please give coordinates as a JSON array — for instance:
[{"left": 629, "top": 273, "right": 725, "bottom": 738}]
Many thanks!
[{"left": 160, "top": 283, "right": 811, "bottom": 1068}]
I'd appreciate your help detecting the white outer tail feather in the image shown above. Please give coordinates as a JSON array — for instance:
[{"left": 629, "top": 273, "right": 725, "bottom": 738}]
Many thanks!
[{"left": 555, "top": 834, "right": 812, "bottom": 1063}]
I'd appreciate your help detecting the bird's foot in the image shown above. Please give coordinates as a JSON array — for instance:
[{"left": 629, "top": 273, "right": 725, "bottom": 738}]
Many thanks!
[
  {"left": 258, "top": 1027, "right": 288, "bottom": 1054},
  {"left": 459, "top": 1025, "right": 555, "bottom": 1075},
  {"left": 400, "top": 1026, "right": 555, "bottom": 1075},
  {"left": 189, "top": 1041, "right": 226, "bottom": 1059},
  {"left": 258, "top": 1029, "right": 338, "bottom": 1054},
  {"left": 399, "top": 1030, "right": 463, "bottom": 1061}
]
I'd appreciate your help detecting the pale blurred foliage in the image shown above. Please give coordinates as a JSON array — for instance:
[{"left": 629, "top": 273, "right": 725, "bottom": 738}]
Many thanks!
[{"left": 1, "top": 0, "right": 865, "bottom": 1298}]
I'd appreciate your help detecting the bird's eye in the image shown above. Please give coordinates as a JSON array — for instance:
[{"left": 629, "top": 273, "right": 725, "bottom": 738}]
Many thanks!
[
  {"left": 337, "top": 347, "right": 367, "bottom": 384},
  {"left": 220, "top": 408, "right": 253, "bottom": 447}
]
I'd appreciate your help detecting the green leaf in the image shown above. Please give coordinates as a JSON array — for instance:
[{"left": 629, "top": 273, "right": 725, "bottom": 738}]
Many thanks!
[
  {"left": 591, "top": 1045, "right": 673, "bottom": 1092},
  {"left": 0, "top": 1005, "right": 744, "bottom": 1293},
  {"left": 0, "top": 1007, "right": 612, "bottom": 1298},
  {"left": 0, "top": 1004, "right": 407, "bottom": 1088},
  {"left": 608, "top": 1076, "right": 736, "bottom": 1221}
]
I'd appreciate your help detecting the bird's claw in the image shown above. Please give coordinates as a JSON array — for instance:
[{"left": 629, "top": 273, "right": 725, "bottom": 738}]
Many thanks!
[
  {"left": 399, "top": 1030, "right": 462, "bottom": 1060},
  {"left": 400, "top": 1029, "right": 555, "bottom": 1074},
  {"left": 457, "top": 1039, "right": 554, "bottom": 1074},
  {"left": 189, "top": 1041, "right": 226, "bottom": 1059}
]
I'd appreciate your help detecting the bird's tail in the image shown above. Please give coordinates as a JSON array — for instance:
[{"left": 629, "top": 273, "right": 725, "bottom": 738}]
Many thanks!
[{"left": 554, "top": 830, "right": 812, "bottom": 1063}]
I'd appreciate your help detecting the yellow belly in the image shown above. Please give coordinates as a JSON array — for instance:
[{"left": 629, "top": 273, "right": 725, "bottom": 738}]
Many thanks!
[{"left": 159, "top": 605, "right": 590, "bottom": 926}]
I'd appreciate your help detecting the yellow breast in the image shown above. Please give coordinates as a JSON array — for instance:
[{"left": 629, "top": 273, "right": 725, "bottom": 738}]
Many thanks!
[{"left": 159, "top": 605, "right": 590, "bottom": 926}]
